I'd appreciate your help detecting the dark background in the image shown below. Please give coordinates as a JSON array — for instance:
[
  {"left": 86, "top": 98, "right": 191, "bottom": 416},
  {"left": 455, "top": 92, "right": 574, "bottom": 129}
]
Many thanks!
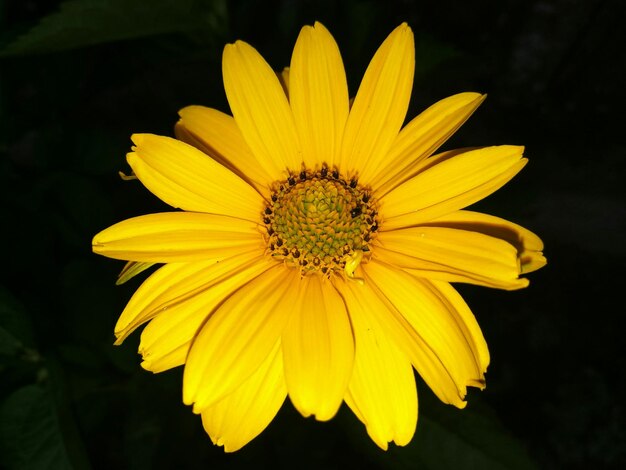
[{"left": 1, "top": 0, "right": 624, "bottom": 468}]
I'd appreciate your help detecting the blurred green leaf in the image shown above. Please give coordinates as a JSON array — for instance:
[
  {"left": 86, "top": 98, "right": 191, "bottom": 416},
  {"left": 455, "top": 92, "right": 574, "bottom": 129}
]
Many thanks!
[
  {"left": 1, "top": 0, "right": 227, "bottom": 56},
  {"left": 414, "top": 34, "right": 457, "bottom": 80},
  {"left": 0, "top": 327, "right": 21, "bottom": 357},
  {"left": 391, "top": 390, "right": 537, "bottom": 470},
  {"left": 405, "top": 412, "right": 537, "bottom": 470},
  {"left": 0, "top": 385, "right": 73, "bottom": 470},
  {"left": 340, "top": 386, "right": 537, "bottom": 469},
  {"left": 0, "top": 285, "right": 33, "bottom": 356},
  {"left": 60, "top": 258, "right": 119, "bottom": 345},
  {"left": 54, "top": 174, "right": 114, "bottom": 246}
]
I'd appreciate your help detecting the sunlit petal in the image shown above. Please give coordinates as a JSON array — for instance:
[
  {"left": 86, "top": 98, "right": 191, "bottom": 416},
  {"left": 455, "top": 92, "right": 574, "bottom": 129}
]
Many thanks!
[
  {"left": 183, "top": 267, "right": 298, "bottom": 410},
  {"left": 339, "top": 23, "right": 414, "bottom": 178},
  {"left": 223, "top": 40, "right": 301, "bottom": 179},
  {"left": 282, "top": 274, "right": 354, "bottom": 421},
  {"left": 137, "top": 255, "right": 276, "bottom": 373},
  {"left": 336, "top": 277, "right": 417, "bottom": 449},
  {"left": 338, "top": 266, "right": 467, "bottom": 408},
  {"left": 290, "top": 22, "right": 349, "bottom": 169},
  {"left": 92, "top": 212, "right": 264, "bottom": 263},
  {"left": 370, "top": 93, "right": 486, "bottom": 190},
  {"left": 374, "top": 225, "right": 528, "bottom": 290},
  {"left": 424, "top": 210, "right": 547, "bottom": 274},
  {"left": 364, "top": 261, "right": 488, "bottom": 393},
  {"left": 128, "top": 134, "right": 263, "bottom": 221},
  {"left": 176, "top": 106, "right": 273, "bottom": 192},
  {"left": 114, "top": 251, "right": 262, "bottom": 344},
  {"left": 382, "top": 145, "right": 527, "bottom": 229},
  {"left": 201, "top": 341, "right": 287, "bottom": 452}
]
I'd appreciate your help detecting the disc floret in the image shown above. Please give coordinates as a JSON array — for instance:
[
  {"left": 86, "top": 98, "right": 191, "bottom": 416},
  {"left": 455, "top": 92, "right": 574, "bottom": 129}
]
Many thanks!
[{"left": 264, "top": 166, "right": 378, "bottom": 277}]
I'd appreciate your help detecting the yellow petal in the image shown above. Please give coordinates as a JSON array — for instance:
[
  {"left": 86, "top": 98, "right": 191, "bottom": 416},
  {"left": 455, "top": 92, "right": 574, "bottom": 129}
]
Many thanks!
[
  {"left": 339, "top": 23, "right": 414, "bottom": 178},
  {"left": 289, "top": 22, "right": 349, "bottom": 169},
  {"left": 428, "top": 279, "right": 490, "bottom": 376},
  {"left": 136, "top": 256, "right": 276, "bottom": 373},
  {"left": 277, "top": 67, "right": 290, "bottom": 98},
  {"left": 113, "top": 251, "right": 269, "bottom": 344},
  {"left": 364, "top": 262, "right": 487, "bottom": 396},
  {"left": 370, "top": 93, "right": 486, "bottom": 190},
  {"left": 127, "top": 134, "right": 263, "bottom": 222},
  {"left": 201, "top": 340, "right": 287, "bottom": 452},
  {"left": 92, "top": 212, "right": 263, "bottom": 263},
  {"left": 176, "top": 106, "right": 273, "bottom": 191},
  {"left": 140, "top": 343, "right": 187, "bottom": 375},
  {"left": 282, "top": 274, "right": 354, "bottom": 421},
  {"left": 183, "top": 267, "right": 297, "bottom": 410},
  {"left": 374, "top": 226, "right": 529, "bottom": 290},
  {"left": 376, "top": 146, "right": 476, "bottom": 197},
  {"left": 381, "top": 145, "right": 527, "bottom": 229},
  {"left": 423, "top": 210, "right": 546, "bottom": 274},
  {"left": 336, "top": 278, "right": 417, "bottom": 449},
  {"left": 223, "top": 40, "right": 301, "bottom": 179},
  {"left": 116, "top": 261, "right": 155, "bottom": 285},
  {"left": 520, "top": 253, "right": 547, "bottom": 274},
  {"left": 335, "top": 270, "right": 465, "bottom": 408}
]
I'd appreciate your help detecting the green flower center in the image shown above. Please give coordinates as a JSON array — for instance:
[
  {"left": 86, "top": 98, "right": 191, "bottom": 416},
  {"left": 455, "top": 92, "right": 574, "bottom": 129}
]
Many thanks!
[{"left": 263, "top": 167, "right": 378, "bottom": 277}]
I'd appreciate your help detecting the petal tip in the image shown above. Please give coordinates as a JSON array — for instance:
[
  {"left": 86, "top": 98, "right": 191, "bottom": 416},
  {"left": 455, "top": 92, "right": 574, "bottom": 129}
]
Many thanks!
[
  {"left": 468, "top": 377, "right": 487, "bottom": 390},
  {"left": 224, "top": 40, "right": 249, "bottom": 55},
  {"left": 397, "top": 21, "right": 410, "bottom": 30},
  {"left": 386, "top": 22, "right": 413, "bottom": 44},
  {"left": 130, "top": 133, "right": 148, "bottom": 146}
]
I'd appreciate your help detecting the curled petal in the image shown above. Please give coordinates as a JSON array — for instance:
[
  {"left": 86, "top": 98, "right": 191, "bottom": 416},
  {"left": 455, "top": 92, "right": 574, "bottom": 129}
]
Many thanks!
[
  {"left": 423, "top": 210, "right": 546, "bottom": 274},
  {"left": 374, "top": 225, "right": 529, "bottom": 290}
]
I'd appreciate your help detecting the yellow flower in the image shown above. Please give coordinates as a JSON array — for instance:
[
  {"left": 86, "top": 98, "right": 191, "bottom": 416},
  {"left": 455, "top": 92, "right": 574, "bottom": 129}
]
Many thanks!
[{"left": 92, "top": 22, "right": 546, "bottom": 452}]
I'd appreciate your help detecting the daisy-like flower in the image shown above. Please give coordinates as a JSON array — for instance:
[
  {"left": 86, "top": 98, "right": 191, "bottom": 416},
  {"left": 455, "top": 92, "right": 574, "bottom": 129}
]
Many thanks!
[{"left": 92, "top": 22, "right": 546, "bottom": 452}]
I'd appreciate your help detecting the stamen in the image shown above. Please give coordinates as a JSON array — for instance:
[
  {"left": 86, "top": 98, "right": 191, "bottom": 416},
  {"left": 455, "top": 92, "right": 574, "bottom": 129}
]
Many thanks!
[
  {"left": 263, "top": 166, "right": 379, "bottom": 278},
  {"left": 344, "top": 250, "right": 365, "bottom": 284}
]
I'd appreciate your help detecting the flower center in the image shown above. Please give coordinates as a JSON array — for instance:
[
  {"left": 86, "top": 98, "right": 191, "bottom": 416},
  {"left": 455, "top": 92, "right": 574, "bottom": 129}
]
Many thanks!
[{"left": 263, "top": 166, "right": 378, "bottom": 277}]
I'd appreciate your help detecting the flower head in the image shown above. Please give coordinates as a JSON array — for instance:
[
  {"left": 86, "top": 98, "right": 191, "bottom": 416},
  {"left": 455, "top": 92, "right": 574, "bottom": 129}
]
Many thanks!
[{"left": 92, "top": 22, "right": 546, "bottom": 452}]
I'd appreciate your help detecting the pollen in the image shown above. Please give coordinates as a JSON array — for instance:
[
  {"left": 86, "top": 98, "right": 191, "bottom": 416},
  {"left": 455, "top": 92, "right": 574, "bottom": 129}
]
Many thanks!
[{"left": 263, "top": 166, "right": 379, "bottom": 276}]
